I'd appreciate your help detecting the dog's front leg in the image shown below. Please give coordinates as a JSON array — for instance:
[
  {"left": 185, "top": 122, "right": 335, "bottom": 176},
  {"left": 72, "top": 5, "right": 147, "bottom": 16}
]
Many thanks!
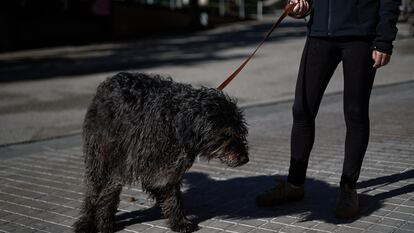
[
  {"left": 159, "top": 185, "right": 197, "bottom": 233},
  {"left": 95, "top": 182, "right": 123, "bottom": 233}
]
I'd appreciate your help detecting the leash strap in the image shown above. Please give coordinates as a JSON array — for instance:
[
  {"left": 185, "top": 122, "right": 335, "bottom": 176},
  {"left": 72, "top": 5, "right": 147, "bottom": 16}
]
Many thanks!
[{"left": 217, "top": 3, "right": 296, "bottom": 91}]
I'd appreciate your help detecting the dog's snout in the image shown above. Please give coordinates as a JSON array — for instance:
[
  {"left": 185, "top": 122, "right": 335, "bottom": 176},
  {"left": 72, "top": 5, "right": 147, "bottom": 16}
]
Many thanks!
[{"left": 239, "top": 155, "right": 249, "bottom": 165}]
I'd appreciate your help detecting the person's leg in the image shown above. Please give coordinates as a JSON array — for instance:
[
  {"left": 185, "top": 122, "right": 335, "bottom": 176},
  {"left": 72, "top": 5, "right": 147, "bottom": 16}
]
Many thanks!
[
  {"left": 340, "top": 38, "right": 376, "bottom": 189},
  {"left": 287, "top": 37, "right": 342, "bottom": 186},
  {"left": 256, "top": 37, "right": 342, "bottom": 207},
  {"left": 335, "top": 37, "right": 376, "bottom": 219}
]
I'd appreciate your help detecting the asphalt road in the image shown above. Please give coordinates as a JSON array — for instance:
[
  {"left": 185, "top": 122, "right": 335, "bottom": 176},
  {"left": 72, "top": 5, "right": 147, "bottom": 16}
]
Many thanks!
[{"left": 0, "top": 16, "right": 413, "bottom": 146}]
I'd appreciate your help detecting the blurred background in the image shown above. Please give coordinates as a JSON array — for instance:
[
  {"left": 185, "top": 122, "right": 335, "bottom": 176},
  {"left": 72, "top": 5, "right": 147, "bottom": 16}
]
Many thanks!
[
  {"left": 0, "top": 0, "right": 286, "bottom": 51},
  {"left": 0, "top": 0, "right": 413, "bottom": 145}
]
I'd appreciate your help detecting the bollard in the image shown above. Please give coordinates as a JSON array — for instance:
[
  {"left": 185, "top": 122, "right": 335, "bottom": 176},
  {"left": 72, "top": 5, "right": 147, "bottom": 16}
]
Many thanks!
[
  {"left": 257, "top": 0, "right": 263, "bottom": 20},
  {"left": 219, "top": 0, "right": 226, "bottom": 16},
  {"left": 239, "top": 0, "right": 245, "bottom": 19}
]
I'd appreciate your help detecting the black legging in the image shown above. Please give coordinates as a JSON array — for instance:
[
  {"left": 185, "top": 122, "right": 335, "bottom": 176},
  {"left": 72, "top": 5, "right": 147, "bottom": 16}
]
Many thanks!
[{"left": 287, "top": 36, "right": 376, "bottom": 189}]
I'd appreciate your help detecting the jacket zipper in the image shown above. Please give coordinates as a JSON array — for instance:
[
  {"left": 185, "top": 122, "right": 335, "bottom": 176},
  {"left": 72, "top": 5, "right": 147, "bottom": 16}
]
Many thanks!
[{"left": 327, "top": 0, "right": 332, "bottom": 36}]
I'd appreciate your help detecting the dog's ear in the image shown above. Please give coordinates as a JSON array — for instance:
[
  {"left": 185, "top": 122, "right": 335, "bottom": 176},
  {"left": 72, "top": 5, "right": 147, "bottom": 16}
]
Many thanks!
[
  {"left": 175, "top": 115, "right": 200, "bottom": 154},
  {"left": 176, "top": 121, "right": 194, "bottom": 142}
]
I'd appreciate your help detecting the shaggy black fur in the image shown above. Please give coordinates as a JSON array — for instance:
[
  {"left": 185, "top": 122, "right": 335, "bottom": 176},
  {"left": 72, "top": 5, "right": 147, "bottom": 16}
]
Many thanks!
[{"left": 74, "top": 72, "right": 249, "bottom": 233}]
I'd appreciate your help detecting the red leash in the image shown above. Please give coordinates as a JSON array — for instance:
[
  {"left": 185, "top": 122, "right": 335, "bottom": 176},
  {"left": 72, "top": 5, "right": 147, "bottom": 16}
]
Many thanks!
[{"left": 217, "top": 3, "right": 297, "bottom": 91}]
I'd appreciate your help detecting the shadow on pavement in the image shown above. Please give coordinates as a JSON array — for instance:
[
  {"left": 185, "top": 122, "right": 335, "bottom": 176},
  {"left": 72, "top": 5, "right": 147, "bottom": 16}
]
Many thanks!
[
  {"left": 0, "top": 21, "right": 306, "bottom": 82},
  {"left": 115, "top": 169, "right": 414, "bottom": 231}
]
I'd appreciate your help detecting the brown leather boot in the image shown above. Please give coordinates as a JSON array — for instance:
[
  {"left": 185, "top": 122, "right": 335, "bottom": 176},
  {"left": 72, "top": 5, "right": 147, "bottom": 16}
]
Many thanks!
[
  {"left": 256, "top": 181, "right": 304, "bottom": 207},
  {"left": 335, "top": 184, "right": 359, "bottom": 219}
]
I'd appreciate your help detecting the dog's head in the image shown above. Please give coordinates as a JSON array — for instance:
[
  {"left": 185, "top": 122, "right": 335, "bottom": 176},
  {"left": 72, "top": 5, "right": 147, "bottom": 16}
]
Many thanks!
[
  {"left": 201, "top": 127, "right": 249, "bottom": 167},
  {"left": 196, "top": 89, "right": 249, "bottom": 167}
]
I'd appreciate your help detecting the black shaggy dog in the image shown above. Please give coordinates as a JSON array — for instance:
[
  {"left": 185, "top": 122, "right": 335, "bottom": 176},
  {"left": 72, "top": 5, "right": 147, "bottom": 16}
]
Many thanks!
[{"left": 74, "top": 72, "right": 249, "bottom": 233}]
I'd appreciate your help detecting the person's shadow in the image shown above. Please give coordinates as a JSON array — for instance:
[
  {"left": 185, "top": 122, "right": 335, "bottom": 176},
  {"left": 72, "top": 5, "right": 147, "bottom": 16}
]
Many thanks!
[{"left": 115, "top": 169, "right": 414, "bottom": 231}]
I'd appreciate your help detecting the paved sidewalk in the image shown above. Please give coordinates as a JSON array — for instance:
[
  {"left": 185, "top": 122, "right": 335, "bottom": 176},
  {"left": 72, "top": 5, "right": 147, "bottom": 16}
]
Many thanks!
[{"left": 0, "top": 81, "right": 413, "bottom": 233}]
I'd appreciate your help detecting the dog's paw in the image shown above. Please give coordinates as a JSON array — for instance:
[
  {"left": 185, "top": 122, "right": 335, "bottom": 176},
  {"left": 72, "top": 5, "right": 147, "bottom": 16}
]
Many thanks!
[
  {"left": 97, "top": 222, "right": 115, "bottom": 233},
  {"left": 170, "top": 219, "right": 199, "bottom": 233},
  {"left": 73, "top": 217, "right": 97, "bottom": 233}
]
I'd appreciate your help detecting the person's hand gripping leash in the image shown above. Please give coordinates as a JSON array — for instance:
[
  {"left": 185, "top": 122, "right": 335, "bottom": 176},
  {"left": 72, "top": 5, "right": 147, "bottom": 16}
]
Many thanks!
[{"left": 288, "top": 0, "right": 310, "bottom": 18}]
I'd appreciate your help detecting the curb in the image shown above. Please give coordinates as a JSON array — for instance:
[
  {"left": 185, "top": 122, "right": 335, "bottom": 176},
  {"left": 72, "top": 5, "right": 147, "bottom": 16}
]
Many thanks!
[
  {"left": 1, "top": 79, "right": 413, "bottom": 148},
  {"left": 240, "top": 79, "right": 414, "bottom": 110}
]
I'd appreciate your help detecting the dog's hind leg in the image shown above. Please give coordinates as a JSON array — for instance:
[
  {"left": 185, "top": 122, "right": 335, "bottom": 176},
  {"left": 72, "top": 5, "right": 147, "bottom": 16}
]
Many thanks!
[
  {"left": 95, "top": 181, "right": 123, "bottom": 233},
  {"left": 150, "top": 185, "right": 197, "bottom": 233}
]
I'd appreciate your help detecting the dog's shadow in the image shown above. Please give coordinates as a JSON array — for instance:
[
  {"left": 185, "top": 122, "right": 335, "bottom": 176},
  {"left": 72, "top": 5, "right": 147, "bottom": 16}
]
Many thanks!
[{"left": 115, "top": 169, "right": 414, "bottom": 231}]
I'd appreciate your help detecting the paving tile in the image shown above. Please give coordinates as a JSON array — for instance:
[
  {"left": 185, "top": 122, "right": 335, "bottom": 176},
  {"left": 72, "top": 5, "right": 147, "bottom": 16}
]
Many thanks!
[
  {"left": 368, "top": 224, "right": 399, "bottom": 233},
  {"left": 259, "top": 222, "right": 285, "bottom": 231}
]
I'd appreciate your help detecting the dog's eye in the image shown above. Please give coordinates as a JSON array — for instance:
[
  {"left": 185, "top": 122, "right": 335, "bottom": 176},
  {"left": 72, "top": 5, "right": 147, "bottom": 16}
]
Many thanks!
[{"left": 222, "top": 133, "right": 233, "bottom": 140}]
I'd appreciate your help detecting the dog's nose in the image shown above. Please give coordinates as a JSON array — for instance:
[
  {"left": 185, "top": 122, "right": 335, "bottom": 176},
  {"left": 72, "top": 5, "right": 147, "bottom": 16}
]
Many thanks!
[{"left": 239, "top": 156, "right": 249, "bottom": 165}]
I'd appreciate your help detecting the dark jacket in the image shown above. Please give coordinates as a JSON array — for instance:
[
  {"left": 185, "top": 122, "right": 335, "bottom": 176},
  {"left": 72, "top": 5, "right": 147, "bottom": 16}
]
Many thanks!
[{"left": 307, "top": 0, "right": 400, "bottom": 54}]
